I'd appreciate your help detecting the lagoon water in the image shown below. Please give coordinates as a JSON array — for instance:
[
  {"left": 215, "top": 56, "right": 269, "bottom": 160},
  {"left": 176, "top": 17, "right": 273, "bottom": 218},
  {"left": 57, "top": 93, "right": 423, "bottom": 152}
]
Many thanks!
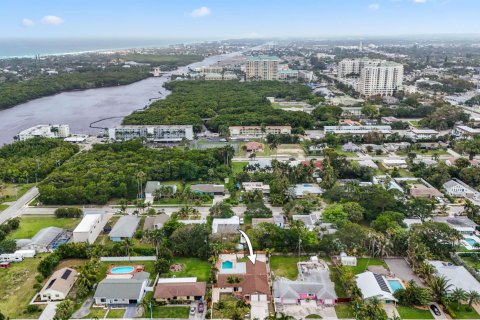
[{"left": 0, "top": 52, "right": 240, "bottom": 145}]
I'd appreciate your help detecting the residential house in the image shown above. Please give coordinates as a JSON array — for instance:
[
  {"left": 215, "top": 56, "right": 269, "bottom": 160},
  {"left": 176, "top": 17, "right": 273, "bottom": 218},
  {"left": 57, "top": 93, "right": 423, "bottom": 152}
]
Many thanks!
[
  {"left": 16, "top": 227, "right": 71, "bottom": 253},
  {"left": 428, "top": 261, "right": 480, "bottom": 293},
  {"left": 384, "top": 142, "right": 411, "bottom": 153},
  {"left": 292, "top": 213, "right": 320, "bottom": 231},
  {"left": 357, "top": 159, "right": 378, "bottom": 169},
  {"left": 273, "top": 215, "right": 286, "bottom": 228},
  {"left": 73, "top": 210, "right": 109, "bottom": 244},
  {"left": 191, "top": 184, "right": 225, "bottom": 196},
  {"left": 39, "top": 268, "right": 78, "bottom": 301},
  {"left": 216, "top": 254, "right": 271, "bottom": 302},
  {"left": 356, "top": 271, "right": 397, "bottom": 302},
  {"left": 154, "top": 277, "right": 206, "bottom": 302},
  {"left": 323, "top": 125, "right": 392, "bottom": 136},
  {"left": 342, "top": 142, "right": 362, "bottom": 153},
  {"left": 252, "top": 218, "right": 275, "bottom": 227},
  {"left": 109, "top": 216, "right": 140, "bottom": 242},
  {"left": 212, "top": 216, "right": 240, "bottom": 234},
  {"left": 273, "top": 257, "right": 337, "bottom": 306},
  {"left": 340, "top": 253, "right": 357, "bottom": 266},
  {"left": 143, "top": 214, "right": 170, "bottom": 231},
  {"left": 382, "top": 159, "right": 408, "bottom": 169},
  {"left": 245, "top": 142, "right": 264, "bottom": 153},
  {"left": 242, "top": 182, "right": 270, "bottom": 194},
  {"left": 443, "top": 179, "right": 480, "bottom": 202},
  {"left": 381, "top": 116, "right": 400, "bottom": 124},
  {"left": 409, "top": 184, "right": 443, "bottom": 199},
  {"left": 290, "top": 184, "right": 323, "bottom": 198},
  {"left": 94, "top": 272, "right": 150, "bottom": 305},
  {"left": 229, "top": 126, "right": 291, "bottom": 139},
  {"left": 144, "top": 181, "right": 161, "bottom": 204},
  {"left": 417, "top": 142, "right": 448, "bottom": 150}
]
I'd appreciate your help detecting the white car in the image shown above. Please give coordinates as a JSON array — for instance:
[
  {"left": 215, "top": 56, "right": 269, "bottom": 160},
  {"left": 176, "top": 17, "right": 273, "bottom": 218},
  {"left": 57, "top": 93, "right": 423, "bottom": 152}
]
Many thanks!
[{"left": 190, "top": 306, "right": 196, "bottom": 315}]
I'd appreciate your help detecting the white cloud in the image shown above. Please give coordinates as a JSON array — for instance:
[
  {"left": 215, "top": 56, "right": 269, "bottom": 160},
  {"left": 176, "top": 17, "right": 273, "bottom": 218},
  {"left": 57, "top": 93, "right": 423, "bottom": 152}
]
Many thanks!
[
  {"left": 40, "top": 15, "right": 64, "bottom": 25},
  {"left": 21, "top": 18, "right": 34, "bottom": 27},
  {"left": 190, "top": 6, "right": 211, "bottom": 18},
  {"left": 413, "top": 0, "right": 428, "bottom": 3},
  {"left": 369, "top": 3, "right": 380, "bottom": 10}
]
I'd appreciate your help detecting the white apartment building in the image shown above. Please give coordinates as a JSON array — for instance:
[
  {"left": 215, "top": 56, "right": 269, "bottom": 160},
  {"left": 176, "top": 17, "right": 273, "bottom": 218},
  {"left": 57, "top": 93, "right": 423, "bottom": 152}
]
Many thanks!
[
  {"left": 15, "top": 124, "right": 70, "bottom": 141},
  {"left": 108, "top": 125, "right": 194, "bottom": 142},
  {"left": 338, "top": 59, "right": 404, "bottom": 97},
  {"left": 229, "top": 126, "right": 291, "bottom": 138},
  {"left": 452, "top": 125, "right": 480, "bottom": 140},
  {"left": 246, "top": 55, "right": 280, "bottom": 81},
  {"left": 408, "top": 128, "right": 439, "bottom": 141},
  {"left": 323, "top": 125, "right": 392, "bottom": 136}
]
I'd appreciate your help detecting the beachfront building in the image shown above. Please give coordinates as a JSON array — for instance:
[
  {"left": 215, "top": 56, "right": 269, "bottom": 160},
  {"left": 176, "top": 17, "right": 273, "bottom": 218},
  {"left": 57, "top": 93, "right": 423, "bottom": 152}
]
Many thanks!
[
  {"left": 15, "top": 124, "right": 70, "bottom": 141},
  {"left": 229, "top": 126, "right": 291, "bottom": 139},
  {"left": 108, "top": 125, "right": 194, "bottom": 142},
  {"left": 246, "top": 55, "right": 280, "bottom": 81},
  {"left": 73, "top": 210, "right": 109, "bottom": 244}
]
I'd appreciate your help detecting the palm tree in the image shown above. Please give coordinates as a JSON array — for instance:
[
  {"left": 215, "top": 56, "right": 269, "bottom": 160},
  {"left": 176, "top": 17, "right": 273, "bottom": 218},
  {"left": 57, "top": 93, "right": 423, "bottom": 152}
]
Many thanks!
[
  {"left": 450, "top": 287, "right": 467, "bottom": 310},
  {"left": 466, "top": 290, "right": 480, "bottom": 310},
  {"left": 431, "top": 275, "right": 453, "bottom": 304},
  {"left": 121, "top": 238, "right": 133, "bottom": 260}
]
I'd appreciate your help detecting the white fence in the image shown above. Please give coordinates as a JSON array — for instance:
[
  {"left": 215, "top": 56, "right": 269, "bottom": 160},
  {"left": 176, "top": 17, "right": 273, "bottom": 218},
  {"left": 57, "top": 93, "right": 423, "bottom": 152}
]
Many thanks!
[{"left": 100, "top": 256, "right": 156, "bottom": 261}]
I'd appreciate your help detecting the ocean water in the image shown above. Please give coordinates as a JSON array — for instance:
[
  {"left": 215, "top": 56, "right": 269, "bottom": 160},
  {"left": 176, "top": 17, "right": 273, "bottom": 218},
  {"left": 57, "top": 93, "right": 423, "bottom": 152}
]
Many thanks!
[{"left": 0, "top": 38, "right": 199, "bottom": 59}]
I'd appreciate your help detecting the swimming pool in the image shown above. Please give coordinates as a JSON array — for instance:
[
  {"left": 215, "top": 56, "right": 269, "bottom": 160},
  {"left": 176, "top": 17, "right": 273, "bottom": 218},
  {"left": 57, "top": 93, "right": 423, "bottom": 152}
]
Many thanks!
[
  {"left": 110, "top": 266, "right": 135, "bottom": 274},
  {"left": 465, "top": 238, "right": 478, "bottom": 246},
  {"left": 388, "top": 279, "right": 404, "bottom": 292},
  {"left": 222, "top": 261, "right": 233, "bottom": 269}
]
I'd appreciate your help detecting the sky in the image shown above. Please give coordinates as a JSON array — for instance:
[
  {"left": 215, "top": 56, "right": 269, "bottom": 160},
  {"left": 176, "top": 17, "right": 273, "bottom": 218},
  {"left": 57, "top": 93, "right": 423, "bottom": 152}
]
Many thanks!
[{"left": 1, "top": 0, "right": 480, "bottom": 39}]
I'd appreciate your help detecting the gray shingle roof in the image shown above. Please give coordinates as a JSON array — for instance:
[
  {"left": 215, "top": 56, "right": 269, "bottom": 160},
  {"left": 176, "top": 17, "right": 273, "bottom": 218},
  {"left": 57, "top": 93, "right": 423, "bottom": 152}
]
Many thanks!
[
  {"left": 145, "top": 181, "right": 161, "bottom": 194},
  {"left": 94, "top": 274, "right": 149, "bottom": 300},
  {"left": 109, "top": 216, "right": 140, "bottom": 238},
  {"left": 31, "top": 227, "right": 65, "bottom": 247},
  {"left": 273, "top": 279, "right": 337, "bottom": 300}
]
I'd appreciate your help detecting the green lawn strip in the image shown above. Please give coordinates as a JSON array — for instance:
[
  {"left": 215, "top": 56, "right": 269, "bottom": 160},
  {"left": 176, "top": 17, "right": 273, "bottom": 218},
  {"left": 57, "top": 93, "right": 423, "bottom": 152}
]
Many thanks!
[
  {"left": 447, "top": 304, "right": 480, "bottom": 319},
  {"left": 150, "top": 306, "right": 190, "bottom": 318},
  {"left": 0, "top": 254, "right": 46, "bottom": 318},
  {"left": 86, "top": 307, "right": 107, "bottom": 319},
  {"left": 335, "top": 303, "right": 356, "bottom": 319},
  {"left": 166, "top": 257, "right": 211, "bottom": 282},
  {"left": 333, "top": 146, "right": 357, "bottom": 157},
  {"left": 345, "top": 257, "right": 388, "bottom": 275},
  {"left": 397, "top": 306, "right": 434, "bottom": 319},
  {"left": 270, "top": 255, "right": 309, "bottom": 280},
  {"left": 106, "top": 308, "right": 126, "bottom": 318},
  {"left": 0, "top": 203, "right": 9, "bottom": 212},
  {"left": 7, "top": 215, "right": 80, "bottom": 239},
  {"left": 305, "top": 314, "right": 322, "bottom": 318}
]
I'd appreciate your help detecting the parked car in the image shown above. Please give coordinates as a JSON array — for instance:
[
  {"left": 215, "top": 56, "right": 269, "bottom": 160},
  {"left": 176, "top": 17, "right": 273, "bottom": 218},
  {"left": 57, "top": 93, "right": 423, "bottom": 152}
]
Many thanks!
[
  {"left": 198, "top": 303, "right": 204, "bottom": 313},
  {"left": 430, "top": 304, "right": 441, "bottom": 316},
  {"left": 190, "top": 306, "right": 196, "bottom": 315}
]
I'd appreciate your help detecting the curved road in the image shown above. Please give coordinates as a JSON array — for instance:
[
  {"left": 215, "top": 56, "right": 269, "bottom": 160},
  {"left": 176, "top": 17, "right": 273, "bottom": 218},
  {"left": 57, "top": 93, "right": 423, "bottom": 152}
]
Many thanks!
[{"left": 0, "top": 186, "right": 39, "bottom": 224}]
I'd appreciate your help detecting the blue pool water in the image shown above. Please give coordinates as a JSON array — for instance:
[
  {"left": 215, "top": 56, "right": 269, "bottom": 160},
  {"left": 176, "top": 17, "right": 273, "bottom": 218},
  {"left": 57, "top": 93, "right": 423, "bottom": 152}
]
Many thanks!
[
  {"left": 388, "top": 280, "right": 404, "bottom": 292},
  {"left": 52, "top": 239, "right": 69, "bottom": 249},
  {"left": 222, "top": 261, "right": 233, "bottom": 269},
  {"left": 465, "top": 238, "right": 478, "bottom": 246},
  {"left": 110, "top": 266, "right": 135, "bottom": 274}
]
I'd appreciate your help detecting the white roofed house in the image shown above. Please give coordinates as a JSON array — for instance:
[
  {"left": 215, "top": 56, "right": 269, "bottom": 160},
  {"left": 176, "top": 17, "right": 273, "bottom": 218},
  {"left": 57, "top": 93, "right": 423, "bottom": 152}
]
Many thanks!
[
  {"left": 290, "top": 184, "right": 323, "bottom": 199},
  {"left": 73, "top": 210, "right": 109, "bottom": 244},
  {"left": 292, "top": 213, "right": 320, "bottom": 231},
  {"left": 212, "top": 216, "right": 240, "bottom": 234},
  {"left": 109, "top": 216, "right": 140, "bottom": 242},
  {"left": 17, "top": 226, "right": 71, "bottom": 253},
  {"left": 94, "top": 272, "right": 150, "bottom": 306},
  {"left": 356, "top": 271, "right": 397, "bottom": 302},
  {"left": 452, "top": 125, "right": 480, "bottom": 140},
  {"left": 428, "top": 260, "right": 480, "bottom": 294},
  {"left": 443, "top": 179, "right": 480, "bottom": 202},
  {"left": 382, "top": 159, "right": 408, "bottom": 169}
]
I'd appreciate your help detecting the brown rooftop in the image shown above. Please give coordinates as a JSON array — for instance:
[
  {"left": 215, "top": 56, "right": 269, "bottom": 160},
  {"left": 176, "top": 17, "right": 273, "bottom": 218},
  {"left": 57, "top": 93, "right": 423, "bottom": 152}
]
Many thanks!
[{"left": 154, "top": 281, "right": 207, "bottom": 300}]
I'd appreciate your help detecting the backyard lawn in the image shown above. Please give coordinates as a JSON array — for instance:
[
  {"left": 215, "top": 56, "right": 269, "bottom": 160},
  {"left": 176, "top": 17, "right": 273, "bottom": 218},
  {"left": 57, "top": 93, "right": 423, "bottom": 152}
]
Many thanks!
[
  {"left": 0, "top": 203, "right": 9, "bottom": 212},
  {"left": 148, "top": 306, "right": 190, "bottom": 318},
  {"left": 447, "top": 304, "right": 480, "bottom": 319},
  {"left": 334, "top": 303, "right": 355, "bottom": 319},
  {"left": 167, "top": 257, "right": 211, "bottom": 281},
  {"left": 7, "top": 215, "right": 81, "bottom": 239},
  {"left": 0, "top": 254, "right": 46, "bottom": 318},
  {"left": 270, "top": 255, "right": 309, "bottom": 280},
  {"left": 346, "top": 257, "right": 388, "bottom": 274},
  {"left": 232, "top": 161, "right": 248, "bottom": 174},
  {"left": 397, "top": 306, "right": 434, "bottom": 319}
]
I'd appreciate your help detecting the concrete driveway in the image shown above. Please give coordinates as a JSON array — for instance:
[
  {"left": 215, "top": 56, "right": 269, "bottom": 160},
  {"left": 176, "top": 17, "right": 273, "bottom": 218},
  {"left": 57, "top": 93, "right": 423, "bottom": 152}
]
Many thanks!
[
  {"left": 39, "top": 302, "right": 58, "bottom": 320},
  {"left": 277, "top": 303, "right": 338, "bottom": 320},
  {"left": 429, "top": 303, "right": 448, "bottom": 320},
  {"left": 384, "top": 258, "right": 424, "bottom": 287},
  {"left": 250, "top": 301, "right": 269, "bottom": 320},
  {"left": 382, "top": 303, "right": 399, "bottom": 319},
  {"left": 71, "top": 297, "right": 94, "bottom": 318}
]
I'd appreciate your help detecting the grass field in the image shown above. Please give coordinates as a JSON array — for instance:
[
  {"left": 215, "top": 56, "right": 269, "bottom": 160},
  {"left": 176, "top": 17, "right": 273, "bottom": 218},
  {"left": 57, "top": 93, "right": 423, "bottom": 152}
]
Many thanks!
[
  {"left": 0, "top": 203, "right": 9, "bottom": 212},
  {"left": 106, "top": 308, "right": 126, "bottom": 318},
  {"left": 232, "top": 161, "right": 248, "bottom": 174},
  {"left": 447, "top": 303, "right": 480, "bottom": 319},
  {"left": 346, "top": 258, "right": 388, "bottom": 274},
  {"left": 8, "top": 215, "right": 80, "bottom": 239},
  {"left": 270, "top": 255, "right": 309, "bottom": 280},
  {"left": 0, "top": 254, "right": 46, "bottom": 318},
  {"left": 335, "top": 303, "right": 355, "bottom": 319},
  {"left": 149, "top": 306, "right": 190, "bottom": 318},
  {"left": 397, "top": 306, "right": 434, "bottom": 319},
  {"left": 167, "top": 257, "right": 211, "bottom": 281}
]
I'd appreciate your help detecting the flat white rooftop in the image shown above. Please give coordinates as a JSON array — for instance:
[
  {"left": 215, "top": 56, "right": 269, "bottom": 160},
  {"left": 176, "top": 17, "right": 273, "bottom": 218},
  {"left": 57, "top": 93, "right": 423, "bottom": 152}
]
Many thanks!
[{"left": 74, "top": 214, "right": 102, "bottom": 233}]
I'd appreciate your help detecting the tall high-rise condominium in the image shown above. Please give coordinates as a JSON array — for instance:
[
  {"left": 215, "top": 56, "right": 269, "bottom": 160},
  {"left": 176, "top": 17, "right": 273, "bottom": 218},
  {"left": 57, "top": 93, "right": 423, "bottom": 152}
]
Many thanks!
[{"left": 246, "top": 55, "right": 280, "bottom": 80}]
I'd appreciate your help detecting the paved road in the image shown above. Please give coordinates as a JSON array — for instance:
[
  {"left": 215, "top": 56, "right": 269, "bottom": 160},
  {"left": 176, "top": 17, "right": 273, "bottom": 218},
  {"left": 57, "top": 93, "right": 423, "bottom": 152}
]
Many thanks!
[{"left": 0, "top": 186, "right": 38, "bottom": 224}]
